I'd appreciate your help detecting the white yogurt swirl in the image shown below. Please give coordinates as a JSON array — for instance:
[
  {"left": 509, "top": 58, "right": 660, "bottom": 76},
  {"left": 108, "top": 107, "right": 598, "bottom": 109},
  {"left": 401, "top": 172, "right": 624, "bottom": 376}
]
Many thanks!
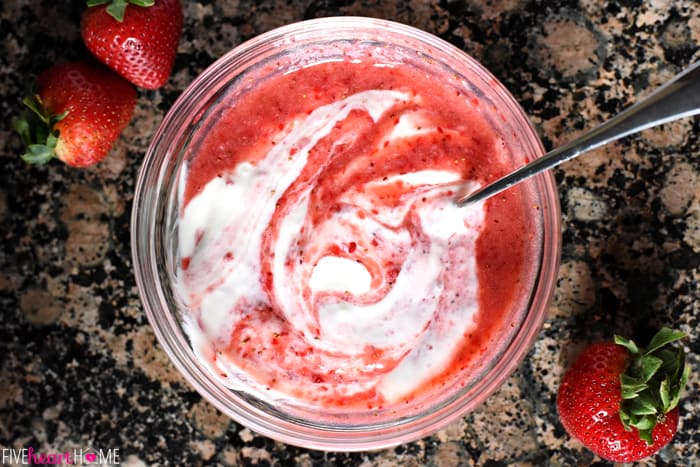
[{"left": 178, "top": 89, "right": 485, "bottom": 403}]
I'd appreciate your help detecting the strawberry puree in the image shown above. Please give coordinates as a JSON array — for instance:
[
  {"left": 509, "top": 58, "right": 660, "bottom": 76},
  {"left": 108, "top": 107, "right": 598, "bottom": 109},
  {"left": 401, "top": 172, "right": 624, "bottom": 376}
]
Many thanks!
[{"left": 176, "top": 50, "right": 538, "bottom": 409}]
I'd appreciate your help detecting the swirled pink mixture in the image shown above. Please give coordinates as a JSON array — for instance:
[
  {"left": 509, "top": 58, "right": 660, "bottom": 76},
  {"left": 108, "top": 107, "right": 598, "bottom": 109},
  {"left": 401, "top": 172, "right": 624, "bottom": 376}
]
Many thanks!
[{"left": 177, "top": 50, "right": 538, "bottom": 409}]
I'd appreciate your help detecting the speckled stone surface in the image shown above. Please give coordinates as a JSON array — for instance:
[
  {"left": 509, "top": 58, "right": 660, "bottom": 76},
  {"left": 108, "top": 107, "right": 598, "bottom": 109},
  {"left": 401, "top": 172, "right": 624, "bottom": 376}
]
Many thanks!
[{"left": 1, "top": 1, "right": 698, "bottom": 466}]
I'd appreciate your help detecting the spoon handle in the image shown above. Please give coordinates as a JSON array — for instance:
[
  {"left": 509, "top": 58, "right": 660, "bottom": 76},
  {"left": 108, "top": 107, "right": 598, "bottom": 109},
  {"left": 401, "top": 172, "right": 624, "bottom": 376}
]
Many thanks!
[{"left": 457, "top": 61, "right": 700, "bottom": 205}]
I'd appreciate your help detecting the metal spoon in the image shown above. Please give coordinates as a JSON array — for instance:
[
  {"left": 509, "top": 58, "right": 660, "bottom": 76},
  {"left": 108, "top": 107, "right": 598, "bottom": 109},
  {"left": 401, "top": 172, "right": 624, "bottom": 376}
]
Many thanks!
[{"left": 456, "top": 61, "right": 700, "bottom": 205}]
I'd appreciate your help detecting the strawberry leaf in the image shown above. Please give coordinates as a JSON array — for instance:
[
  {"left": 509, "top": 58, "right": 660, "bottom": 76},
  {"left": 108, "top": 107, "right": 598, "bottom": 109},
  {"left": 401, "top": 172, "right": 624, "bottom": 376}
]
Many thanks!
[
  {"left": 628, "top": 393, "right": 658, "bottom": 416},
  {"left": 620, "top": 410, "right": 632, "bottom": 431},
  {"left": 22, "top": 143, "right": 56, "bottom": 164},
  {"left": 628, "top": 354, "right": 663, "bottom": 383},
  {"left": 89, "top": 0, "right": 155, "bottom": 22},
  {"left": 660, "top": 377, "right": 671, "bottom": 411},
  {"left": 667, "top": 363, "right": 690, "bottom": 412},
  {"left": 631, "top": 414, "right": 656, "bottom": 432},
  {"left": 657, "top": 348, "right": 680, "bottom": 377},
  {"left": 34, "top": 123, "right": 49, "bottom": 145},
  {"left": 620, "top": 374, "right": 647, "bottom": 399},
  {"left": 22, "top": 96, "right": 50, "bottom": 125},
  {"left": 46, "top": 132, "right": 58, "bottom": 148},
  {"left": 646, "top": 328, "right": 686, "bottom": 354},
  {"left": 680, "top": 363, "right": 690, "bottom": 394},
  {"left": 105, "top": 0, "right": 129, "bottom": 22},
  {"left": 12, "top": 118, "right": 31, "bottom": 146},
  {"left": 14, "top": 93, "right": 64, "bottom": 165},
  {"left": 637, "top": 425, "right": 654, "bottom": 446},
  {"left": 53, "top": 110, "right": 69, "bottom": 123},
  {"left": 614, "top": 335, "right": 640, "bottom": 354}
]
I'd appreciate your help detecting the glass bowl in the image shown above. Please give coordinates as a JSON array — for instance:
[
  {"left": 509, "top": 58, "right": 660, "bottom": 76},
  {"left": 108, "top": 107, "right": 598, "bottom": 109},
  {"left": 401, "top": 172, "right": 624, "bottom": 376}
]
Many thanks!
[{"left": 131, "top": 17, "right": 561, "bottom": 451}]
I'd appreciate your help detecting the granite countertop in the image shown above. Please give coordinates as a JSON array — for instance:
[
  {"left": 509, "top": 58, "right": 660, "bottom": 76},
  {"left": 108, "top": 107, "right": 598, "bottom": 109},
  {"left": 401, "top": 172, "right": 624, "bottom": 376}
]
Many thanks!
[{"left": 1, "top": 1, "right": 699, "bottom": 465}]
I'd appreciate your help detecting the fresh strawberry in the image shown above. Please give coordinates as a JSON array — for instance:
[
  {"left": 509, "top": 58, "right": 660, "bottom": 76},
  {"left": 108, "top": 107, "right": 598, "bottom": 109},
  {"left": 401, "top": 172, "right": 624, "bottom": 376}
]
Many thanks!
[
  {"left": 81, "top": 0, "right": 182, "bottom": 89},
  {"left": 557, "top": 328, "right": 689, "bottom": 462},
  {"left": 13, "top": 62, "right": 136, "bottom": 168}
]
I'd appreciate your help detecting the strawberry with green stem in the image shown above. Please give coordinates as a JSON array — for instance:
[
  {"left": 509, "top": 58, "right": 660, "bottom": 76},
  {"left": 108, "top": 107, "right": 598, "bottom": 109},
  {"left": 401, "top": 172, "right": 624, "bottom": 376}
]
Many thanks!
[
  {"left": 557, "top": 327, "right": 690, "bottom": 462},
  {"left": 14, "top": 62, "right": 136, "bottom": 168},
  {"left": 81, "top": 0, "right": 183, "bottom": 89}
]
